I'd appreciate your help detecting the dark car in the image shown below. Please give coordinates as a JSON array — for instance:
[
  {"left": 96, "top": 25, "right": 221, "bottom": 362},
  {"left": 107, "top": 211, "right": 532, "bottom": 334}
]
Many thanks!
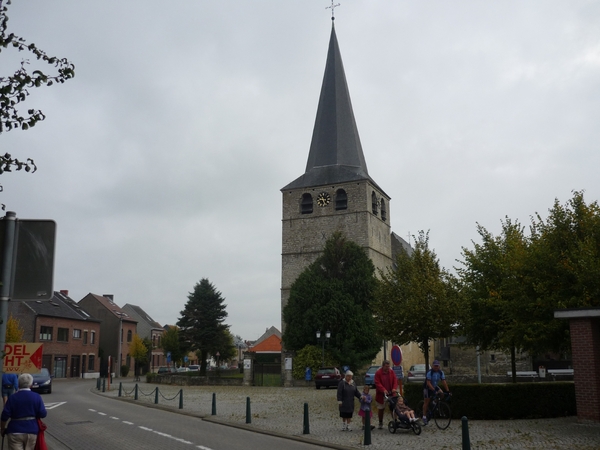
[
  {"left": 406, "top": 364, "right": 427, "bottom": 383},
  {"left": 364, "top": 365, "right": 380, "bottom": 387},
  {"left": 157, "top": 366, "right": 177, "bottom": 374},
  {"left": 31, "top": 368, "right": 52, "bottom": 394},
  {"left": 315, "top": 367, "right": 342, "bottom": 389}
]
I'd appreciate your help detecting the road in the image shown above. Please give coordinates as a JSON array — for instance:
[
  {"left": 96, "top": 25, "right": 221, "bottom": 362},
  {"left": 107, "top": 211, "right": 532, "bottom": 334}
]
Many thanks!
[{"left": 42, "top": 380, "right": 329, "bottom": 450}]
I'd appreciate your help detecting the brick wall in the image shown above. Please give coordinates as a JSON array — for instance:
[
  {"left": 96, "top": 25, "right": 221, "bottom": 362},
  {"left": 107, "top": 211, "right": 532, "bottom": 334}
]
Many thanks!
[{"left": 570, "top": 318, "right": 600, "bottom": 422}]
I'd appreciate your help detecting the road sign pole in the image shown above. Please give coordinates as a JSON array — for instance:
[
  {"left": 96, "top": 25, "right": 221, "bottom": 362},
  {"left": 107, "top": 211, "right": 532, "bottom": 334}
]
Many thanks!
[{"left": 0, "top": 212, "right": 17, "bottom": 377}]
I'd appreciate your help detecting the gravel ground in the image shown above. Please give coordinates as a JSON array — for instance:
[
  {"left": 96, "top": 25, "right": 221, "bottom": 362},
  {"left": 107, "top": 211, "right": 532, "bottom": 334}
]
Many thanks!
[{"left": 95, "top": 380, "right": 600, "bottom": 450}]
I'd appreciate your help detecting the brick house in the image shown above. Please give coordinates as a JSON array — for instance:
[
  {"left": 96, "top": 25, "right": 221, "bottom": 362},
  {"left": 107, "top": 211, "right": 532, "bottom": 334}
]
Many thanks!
[
  {"left": 78, "top": 294, "right": 137, "bottom": 377},
  {"left": 8, "top": 290, "right": 101, "bottom": 378},
  {"left": 122, "top": 303, "right": 165, "bottom": 373}
]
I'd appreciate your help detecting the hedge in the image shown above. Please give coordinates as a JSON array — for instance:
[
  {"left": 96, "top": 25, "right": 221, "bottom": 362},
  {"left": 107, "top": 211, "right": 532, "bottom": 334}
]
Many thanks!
[{"left": 403, "top": 382, "right": 575, "bottom": 420}]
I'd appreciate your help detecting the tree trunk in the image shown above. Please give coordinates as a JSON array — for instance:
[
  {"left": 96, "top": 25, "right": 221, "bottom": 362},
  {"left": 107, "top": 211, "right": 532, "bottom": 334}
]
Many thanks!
[
  {"left": 200, "top": 350, "right": 208, "bottom": 375},
  {"left": 423, "top": 338, "right": 430, "bottom": 368},
  {"left": 510, "top": 345, "right": 516, "bottom": 383}
]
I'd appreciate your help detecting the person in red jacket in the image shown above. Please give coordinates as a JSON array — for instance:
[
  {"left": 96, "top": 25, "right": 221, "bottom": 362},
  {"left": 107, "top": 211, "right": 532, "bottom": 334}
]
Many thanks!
[{"left": 374, "top": 360, "right": 398, "bottom": 429}]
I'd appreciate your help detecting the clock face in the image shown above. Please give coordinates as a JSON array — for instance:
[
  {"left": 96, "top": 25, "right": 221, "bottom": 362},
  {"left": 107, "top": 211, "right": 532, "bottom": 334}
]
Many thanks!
[{"left": 316, "top": 192, "right": 331, "bottom": 207}]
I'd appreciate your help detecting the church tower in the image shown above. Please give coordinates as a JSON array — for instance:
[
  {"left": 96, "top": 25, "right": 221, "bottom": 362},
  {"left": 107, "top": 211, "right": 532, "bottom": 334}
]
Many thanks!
[{"left": 281, "top": 22, "right": 393, "bottom": 319}]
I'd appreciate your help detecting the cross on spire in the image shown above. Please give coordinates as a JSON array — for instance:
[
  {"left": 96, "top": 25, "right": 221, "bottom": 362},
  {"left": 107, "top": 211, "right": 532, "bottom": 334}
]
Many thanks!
[{"left": 326, "top": 1, "right": 340, "bottom": 20}]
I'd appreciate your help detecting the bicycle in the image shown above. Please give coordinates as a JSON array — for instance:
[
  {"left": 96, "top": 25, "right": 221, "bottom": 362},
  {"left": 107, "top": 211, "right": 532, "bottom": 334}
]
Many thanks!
[{"left": 416, "top": 391, "right": 452, "bottom": 430}]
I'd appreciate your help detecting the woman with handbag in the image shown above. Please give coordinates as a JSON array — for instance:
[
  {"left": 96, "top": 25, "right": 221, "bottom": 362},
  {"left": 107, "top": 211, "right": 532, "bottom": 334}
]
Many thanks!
[{"left": 0, "top": 373, "right": 47, "bottom": 450}]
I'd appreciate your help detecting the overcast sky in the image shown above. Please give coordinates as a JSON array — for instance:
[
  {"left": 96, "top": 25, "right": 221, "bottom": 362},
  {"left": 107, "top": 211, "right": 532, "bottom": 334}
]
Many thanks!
[{"left": 2, "top": 1, "right": 599, "bottom": 340}]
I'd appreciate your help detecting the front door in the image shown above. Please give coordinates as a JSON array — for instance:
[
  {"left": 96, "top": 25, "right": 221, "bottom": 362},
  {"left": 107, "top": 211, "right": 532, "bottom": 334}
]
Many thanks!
[
  {"left": 54, "top": 356, "right": 67, "bottom": 378},
  {"left": 70, "top": 355, "right": 80, "bottom": 378}
]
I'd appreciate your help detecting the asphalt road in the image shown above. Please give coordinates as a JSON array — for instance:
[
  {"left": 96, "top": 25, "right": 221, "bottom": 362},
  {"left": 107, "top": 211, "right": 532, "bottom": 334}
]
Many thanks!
[{"left": 42, "top": 379, "right": 329, "bottom": 450}]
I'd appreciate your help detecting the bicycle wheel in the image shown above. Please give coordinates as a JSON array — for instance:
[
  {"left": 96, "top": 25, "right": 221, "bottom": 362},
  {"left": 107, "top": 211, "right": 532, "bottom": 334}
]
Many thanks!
[{"left": 433, "top": 401, "right": 451, "bottom": 430}]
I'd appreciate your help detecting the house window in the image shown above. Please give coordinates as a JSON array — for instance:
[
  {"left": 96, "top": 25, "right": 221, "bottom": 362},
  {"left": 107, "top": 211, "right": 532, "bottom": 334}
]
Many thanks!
[
  {"left": 88, "top": 355, "right": 95, "bottom": 371},
  {"left": 83, "top": 331, "right": 88, "bottom": 345},
  {"left": 57, "top": 328, "right": 69, "bottom": 342},
  {"left": 39, "top": 326, "right": 53, "bottom": 341},
  {"left": 90, "top": 331, "right": 95, "bottom": 345},
  {"left": 73, "top": 329, "right": 82, "bottom": 339},
  {"left": 301, "top": 193, "right": 313, "bottom": 214},
  {"left": 127, "top": 330, "right": 132, "bottom": 342},
  {"left": 380, "top": 198, "right": 387, "bottom": 222},
  {"left": 371, "top": 192, "right": 378, "bottom": 215},
  {"left": 335, "top": 189, "right": 347, "bottom": 210},
  {"left": 158, "top": 336, "right": 161, "bottom": 347}
]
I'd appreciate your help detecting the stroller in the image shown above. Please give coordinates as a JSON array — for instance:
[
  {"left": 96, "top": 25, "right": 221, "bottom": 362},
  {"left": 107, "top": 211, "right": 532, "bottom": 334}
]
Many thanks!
[{"left": 385, "top": 394, "right": 422, "bottom": 435}]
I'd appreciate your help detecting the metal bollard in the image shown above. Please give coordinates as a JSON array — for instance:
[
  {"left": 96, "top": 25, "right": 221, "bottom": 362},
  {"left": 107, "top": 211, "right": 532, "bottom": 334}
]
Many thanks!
[
  {"left": 462, "top": 416, "right": 471, "bottom": 450},
  {"left": 134, "top": 384, "right": 138, "bottom": 400},
  {"left": 212, "top": 393, "right": 216, "bottom": 415},
  {"left": 246, "top": 397, "right": 251, "bottom": 424},
  {"left": 96, "top": 378, "right": 101, "bottom": 390},
  {"left": 118, "top": 382, "right": 123, "bottom": 397},
  {"left": 155, "top": 387, "right": 159, "bottom": 404},
  {"left": 303, "top": 403, "right": 309, "bottom": 434},
  {"left": 102, "top": 378, "right": 106, "bottom": 392},
  {"left": 179, "top": 389, "right": 183, "bottom": 409},
  {"left": 364, "top": 407, "right": 372, "bottom": 445}
]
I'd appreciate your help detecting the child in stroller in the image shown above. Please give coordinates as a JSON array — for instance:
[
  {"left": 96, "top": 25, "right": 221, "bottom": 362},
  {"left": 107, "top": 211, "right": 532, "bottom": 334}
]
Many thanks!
[{"left": 385, "top": 394, "right": 422, "bottom": 435}]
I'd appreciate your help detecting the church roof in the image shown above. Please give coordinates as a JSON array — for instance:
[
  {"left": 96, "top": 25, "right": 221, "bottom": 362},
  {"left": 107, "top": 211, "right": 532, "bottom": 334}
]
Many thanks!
[{"left": 283, "top": 24, "right": 381, "bottom": 192}]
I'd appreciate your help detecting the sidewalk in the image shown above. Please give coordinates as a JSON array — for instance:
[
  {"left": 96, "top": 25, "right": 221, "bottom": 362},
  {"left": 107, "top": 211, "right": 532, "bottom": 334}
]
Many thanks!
[{"left": 95, "top": 380, "right": 600, "bottom": 450}]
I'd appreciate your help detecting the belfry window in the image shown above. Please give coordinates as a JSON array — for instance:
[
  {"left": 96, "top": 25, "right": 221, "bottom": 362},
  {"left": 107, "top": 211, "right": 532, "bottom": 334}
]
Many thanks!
[
  {"left": 380, "top": 198, "right": 387, "bottom": 222},
  {"left": 301, "top": 193, "right": 313, "bottom": 214},
  {"left": 371, "top": 192, "right": 378, "bottom": 215},
  {"left": 335, "top": 189, "right": 347, "bottom": 210}
]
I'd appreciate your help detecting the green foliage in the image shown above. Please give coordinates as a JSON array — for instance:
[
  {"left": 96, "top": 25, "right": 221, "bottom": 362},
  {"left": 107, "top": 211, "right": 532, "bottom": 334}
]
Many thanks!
[
  {"left": 0, "top": 2, "right": 74, "bottom": 179},
  {"left": 292, "top": 345, "right": 336, "bottom": 379},
  {"left": 161, "top": 326, "right": 185, "bottom": 366},
  {"left": 129, "top": 334, "right": 148, "bottom": 364},
  {"left": 404, "top": 382, "right": 575, "bottom": 420},
  {"left": 120, "top": 365, "right": 129, "bottom": 377},
  {"left": 177, "top": 278, "right": 231, "bottom": 375},
  {"left": 282, "top": 232, "right": 381, "bottom": 370},
  {"left": 373, "top": 231, "right": 463, "bottom": 366},
  {"left": 458, "top": 219, "right": 530, "bottom": 370}
]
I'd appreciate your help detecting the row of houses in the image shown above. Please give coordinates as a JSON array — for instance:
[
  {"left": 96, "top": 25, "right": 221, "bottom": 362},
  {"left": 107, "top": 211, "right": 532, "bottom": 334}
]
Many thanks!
[{"left": 8, "top": 290, "right": 169, "bottom": 379}]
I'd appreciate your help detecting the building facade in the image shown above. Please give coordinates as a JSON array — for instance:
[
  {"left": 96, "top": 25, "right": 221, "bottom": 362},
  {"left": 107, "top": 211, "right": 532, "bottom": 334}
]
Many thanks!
[{"left": 8, "top": 290, "right": 101, "bottom": 378}]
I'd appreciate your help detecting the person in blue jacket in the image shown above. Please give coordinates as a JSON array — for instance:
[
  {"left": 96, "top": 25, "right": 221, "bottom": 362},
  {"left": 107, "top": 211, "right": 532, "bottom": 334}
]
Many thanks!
[
  {"left": 1, "top": 373, "right": 47, "bottom": 449},
  {"left": 2, "top": 372, "right": 18, "bottom": 405}
]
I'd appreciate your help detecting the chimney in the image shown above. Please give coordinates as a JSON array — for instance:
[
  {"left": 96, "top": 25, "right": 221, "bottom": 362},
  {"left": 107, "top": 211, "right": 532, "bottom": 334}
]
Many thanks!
[
  {"left": 104, "top": 294, "right": 114, "bottom": 301},
  {"left": 59, "top": 290, "right": 69, "bottom": 296}
]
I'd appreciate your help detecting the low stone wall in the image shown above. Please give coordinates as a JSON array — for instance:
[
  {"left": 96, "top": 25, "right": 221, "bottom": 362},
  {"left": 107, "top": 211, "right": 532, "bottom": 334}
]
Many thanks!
[{"left": 155, "top": 375, "right": 243, "bottom": 386}]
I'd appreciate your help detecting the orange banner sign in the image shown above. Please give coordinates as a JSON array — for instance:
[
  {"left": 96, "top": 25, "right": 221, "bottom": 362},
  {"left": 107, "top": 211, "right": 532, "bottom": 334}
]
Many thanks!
[{"left": 3, "top": 343, "right": 43, "bottom": 374}]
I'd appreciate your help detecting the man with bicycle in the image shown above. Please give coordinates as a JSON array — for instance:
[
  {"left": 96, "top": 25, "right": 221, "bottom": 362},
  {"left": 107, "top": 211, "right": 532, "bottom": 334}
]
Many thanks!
[{"left": 422, "top": 360, "right": 449, "bottom": 425}]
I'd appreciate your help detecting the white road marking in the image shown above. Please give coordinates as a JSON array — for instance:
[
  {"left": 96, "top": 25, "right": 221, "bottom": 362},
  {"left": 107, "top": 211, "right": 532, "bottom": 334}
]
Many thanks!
[
  {"left": 197, "top": 446, "right": 214, "bottom": 450},
  {"left": 88, "top": 409, "right": 97, "bottom": 412},
  {"left": 109, "top": 416, "right": 119, "bottom": 420},
  {"left": 45, "top": 402, "right": 66, "bottom": 410},
  {"left": 122, "top": 421, "right": 134, "bottom": 425},
  {"left": 98, "top": 412, "right": 107, "bottom": 416},
  {"left": 137, "top": 426, "right": 194, "bottom": 445}
]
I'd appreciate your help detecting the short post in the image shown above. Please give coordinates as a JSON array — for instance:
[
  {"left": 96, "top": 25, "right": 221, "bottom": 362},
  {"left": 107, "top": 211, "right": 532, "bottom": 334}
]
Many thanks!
[
  {"left": 364, "top": 407, "right": 372, "bottom": 445},
  {"left": 154, "top": 388, "right": 159, "bottom": 404},
  {"left": 462, "top": 416, "right": 471, "bottom": 450},
  {"left": 102, "top": 378, "right": 106, "bottom": 392},
  {"left": 246, "top": 397, "right": 251, "bottom": 424},
  {"left": 303, "top": 403, "right": 309, "bottom": 434},
  {"left": 96, "top": 378, "right": 101, "bottom": 390},
  {"left": 118, "top": 382, "right": 122, "bottom": 397},
  {"left": 134, "top": 384, "right": 138, "bottom": 400},
  {"left": 212, "top": 393, "right": 216, "bottom": 415},
  {"left": 179, "top": 389, "right": 183, "bottom": 409}
]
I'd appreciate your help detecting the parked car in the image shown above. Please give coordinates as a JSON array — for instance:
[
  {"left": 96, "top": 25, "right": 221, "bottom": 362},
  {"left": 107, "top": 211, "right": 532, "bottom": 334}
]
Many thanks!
[
  {"left": 177, "top": 366, "right": 190, "bottom": 373},
  {"left": 315, "top": 367, "right": 342, "bottom": 389},
  {"left": 31, "top": 368, "right": 52, "bottom": 394},
  {"left": 188, "top": 365, "right": 200, "bottom": 372},
  {"left": 364, "top": 365, "right": 380, "bottom": 387},
  {"left": 406, "top": 364, "right": 427, "bottom": 383},
  {"left": 157, "top": 366, "right": 177, "bottom": 374}
]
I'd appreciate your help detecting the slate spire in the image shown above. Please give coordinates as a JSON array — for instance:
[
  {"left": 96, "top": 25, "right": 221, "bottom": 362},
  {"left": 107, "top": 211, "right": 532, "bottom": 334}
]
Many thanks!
[{"left": 283, "top": 23, "right": 374, "bottom": 190}]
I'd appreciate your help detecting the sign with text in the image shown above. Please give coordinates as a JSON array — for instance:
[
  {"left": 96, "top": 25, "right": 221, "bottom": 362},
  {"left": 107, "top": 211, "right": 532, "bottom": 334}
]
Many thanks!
[{"left": 3, "top": 343, "right": 43, "bottom": 374}]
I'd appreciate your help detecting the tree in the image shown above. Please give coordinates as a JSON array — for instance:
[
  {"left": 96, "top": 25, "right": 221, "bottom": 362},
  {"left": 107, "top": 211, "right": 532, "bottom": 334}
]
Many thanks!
[
  {"left": 0, "top": 1, "right": 75, "bottom": 197},
  {"left": 282, "top": 232, "right": 381, "bottom": 370},
  {"left": 458, "top": 219, "right": 531, "bottom": 381},
  {"left": 527, "top": 190, "right": 600, "bottom": 353},
  {"left": 373, "top": 231, "right": 463, "bottom": 367},
  {"left": 129, "top": 334, "right": 148, "bottom": 381},
  {"left": 161, "top": 326, "right": 185, "bottom": 368},
  {"left": 177, "top": 278, "right": 230, "bottom": 375},
  {"left": 5, "top": 314, "right": 22, "bottom": 342}
]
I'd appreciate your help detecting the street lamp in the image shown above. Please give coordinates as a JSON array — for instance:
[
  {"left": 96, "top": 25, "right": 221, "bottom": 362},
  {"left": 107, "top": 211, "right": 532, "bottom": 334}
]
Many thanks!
[{"left": 316, "top": 330, "right": 331, "bottom": 367}]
